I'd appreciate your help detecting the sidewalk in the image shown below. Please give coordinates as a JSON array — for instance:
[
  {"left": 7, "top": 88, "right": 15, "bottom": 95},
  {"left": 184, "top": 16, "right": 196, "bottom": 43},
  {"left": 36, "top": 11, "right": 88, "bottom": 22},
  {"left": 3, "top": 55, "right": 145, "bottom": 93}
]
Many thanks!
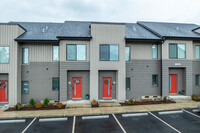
[{"left": 0, "top": 101, "right": 198, "bottom": 119}]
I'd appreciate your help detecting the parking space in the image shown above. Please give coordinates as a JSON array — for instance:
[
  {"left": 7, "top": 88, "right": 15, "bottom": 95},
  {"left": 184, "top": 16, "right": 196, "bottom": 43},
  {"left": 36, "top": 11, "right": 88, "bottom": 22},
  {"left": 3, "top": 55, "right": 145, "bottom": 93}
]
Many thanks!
[
  {"left": 75, "top": 114, "right": 123, "bottom": 133},
  {"left": 115, "top": 113, "right": 176, "bottom": 133},
  {"left": 152, "top": 109, "right": 200, "bottom": 133},
  {"left": 185, "top": 108, "right": 200, "bottom": 116},
  {"left": 0, "top": 118, "right": 33, "bottom": 133}
]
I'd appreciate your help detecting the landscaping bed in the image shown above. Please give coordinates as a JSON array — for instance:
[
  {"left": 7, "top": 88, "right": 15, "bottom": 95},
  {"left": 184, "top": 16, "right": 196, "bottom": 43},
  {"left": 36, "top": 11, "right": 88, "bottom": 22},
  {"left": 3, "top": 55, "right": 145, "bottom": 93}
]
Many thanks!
[{"left": 120, "top": 99, "right": 175, "bottom": 106}]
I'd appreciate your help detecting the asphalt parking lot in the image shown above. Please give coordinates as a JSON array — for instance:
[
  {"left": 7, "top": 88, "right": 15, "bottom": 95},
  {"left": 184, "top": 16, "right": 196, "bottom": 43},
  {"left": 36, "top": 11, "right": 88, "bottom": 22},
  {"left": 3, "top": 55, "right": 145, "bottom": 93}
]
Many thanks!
[{"left": 0, "top": 108, "right": 199, "bottom": 133}]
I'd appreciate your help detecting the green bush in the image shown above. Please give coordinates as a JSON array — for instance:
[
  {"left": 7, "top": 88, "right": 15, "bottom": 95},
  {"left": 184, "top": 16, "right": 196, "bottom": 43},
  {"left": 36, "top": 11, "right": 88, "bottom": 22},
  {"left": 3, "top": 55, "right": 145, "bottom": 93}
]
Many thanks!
[
  {"left": 128, "top": 99, "right": 134, "bottom": 105},
  {"left": 15, "top": 103, "right": 22, "bottom": 110},
  {"left": 34, "top": 102, "right": 43, "bottom": 109},
  {"left": 29, "top": 98, "right": 35, "bottom": 107},
  {"left": 56, "top": 102, "right": 64, "bottom": 109},
  {"left": 191, "top": 94, "right": 200, "bottom": 101},
  {"left": 162, "top": 96, "right": 167, "bottom": 102},
  {"left": 91, "top": 100, "right": 98, "bottom": 106},
  {"left": 43, "top": 98, "right": 50, "bottom": 107}
]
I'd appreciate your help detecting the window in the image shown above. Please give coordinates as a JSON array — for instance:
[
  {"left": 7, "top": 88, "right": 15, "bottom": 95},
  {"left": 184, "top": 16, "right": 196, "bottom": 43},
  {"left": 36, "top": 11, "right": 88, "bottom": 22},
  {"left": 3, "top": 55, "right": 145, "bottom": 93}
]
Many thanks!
[
  {"left": 0, "top": 47, "right": 9, "bottom": 63},
  {"left": 125, "top": 47, "right": 130, "bottom": 62},
  {"left": 22, "top": 81, "right": 29, "bottom": 94},
  {"left": 126, "top": 77, "right": 131, "bottom": 90},
  {"left": 100, "top": 45, "right": 119, "bottom": 61},
  {"left": 152, "top": 75, "right": 158, "bottom": 87},
  {"left": 152, "top": 44, "right": 158, "bottom": 59},
  {"left": 195, "top": 45, "right": 200, "bottom": 59},
  {"left": 53, "top": 46, "right": 59, "bottom": 61},
  {"left": 169, "top": 44, "right": 185, "bottom": 59},
  {"left": 52, "top": 78, "right": 59, "bottom": 91},
  {"left": 195, "top": 75, "right": 200, "bottom": 86},
  {"left": 22, "top": 48, "right": 29, "bottom": 64},
  {"left": 66, "top": 44, "right": 86, "bottom": 60}
]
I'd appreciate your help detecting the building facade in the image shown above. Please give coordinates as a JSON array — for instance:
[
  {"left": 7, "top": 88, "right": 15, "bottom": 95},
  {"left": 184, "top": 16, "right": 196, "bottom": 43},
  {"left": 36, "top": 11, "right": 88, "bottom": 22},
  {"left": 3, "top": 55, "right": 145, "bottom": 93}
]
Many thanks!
[{"left": 0, "top": 21, "right": 200, "bottom": 106}]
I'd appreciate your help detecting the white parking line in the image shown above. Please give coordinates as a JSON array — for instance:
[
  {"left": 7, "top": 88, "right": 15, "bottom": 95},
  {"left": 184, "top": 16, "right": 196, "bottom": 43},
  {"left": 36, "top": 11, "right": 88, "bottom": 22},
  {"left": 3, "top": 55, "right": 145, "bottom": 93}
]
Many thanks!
[
  {"left": 122, "top": 113, "right": 148, "bottom": 117},
  {"left": 158, "top": 110, "right": 183, "bottom": 115},
  {"left": 182, "top": 109, "right": 200, "bottom": 119},
  {"left": 82, "top": 115, "right": 109, "bottom": 120},
  {"left": 0, "top": 119, "right": 25, "bottom": 124},
  {"left": 72, "top": 116, "right": 76, "bottom": 133},
  {"left": 22, "top": 118, "right": 36, "bottom": 133},
  {"left": 39, "top": 117, "right": 68, "bottom": 122},
  {"left": 112, "top": 114, "right": 126, "bottom": 133},
  {"left": 148, "top": 111, "right": 181, "bottom": 133},
  {"left": 192, "top": 109, "right": 200, "bottom": 113}
]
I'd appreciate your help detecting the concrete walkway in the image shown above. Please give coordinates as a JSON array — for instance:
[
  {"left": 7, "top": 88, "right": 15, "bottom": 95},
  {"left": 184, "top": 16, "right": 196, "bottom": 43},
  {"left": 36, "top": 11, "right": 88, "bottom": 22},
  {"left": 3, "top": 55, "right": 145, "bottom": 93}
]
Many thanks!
[{"left": 0, "top": 101, "right": 198, "bottom": 119}]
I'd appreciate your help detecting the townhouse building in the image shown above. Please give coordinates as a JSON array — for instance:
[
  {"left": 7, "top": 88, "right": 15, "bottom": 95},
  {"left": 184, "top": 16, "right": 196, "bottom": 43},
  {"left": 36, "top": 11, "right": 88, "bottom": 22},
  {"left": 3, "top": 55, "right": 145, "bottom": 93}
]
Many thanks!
[{"left": 0, "top": 21, "right": 200, "bottom": 106}]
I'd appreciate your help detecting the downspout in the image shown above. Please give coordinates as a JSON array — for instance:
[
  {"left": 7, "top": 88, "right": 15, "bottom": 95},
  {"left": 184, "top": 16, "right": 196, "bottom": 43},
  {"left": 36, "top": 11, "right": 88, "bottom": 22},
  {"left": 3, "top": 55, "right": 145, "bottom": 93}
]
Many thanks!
[{"left": 160, "top": 38, "right": 165, "bottom": 97}]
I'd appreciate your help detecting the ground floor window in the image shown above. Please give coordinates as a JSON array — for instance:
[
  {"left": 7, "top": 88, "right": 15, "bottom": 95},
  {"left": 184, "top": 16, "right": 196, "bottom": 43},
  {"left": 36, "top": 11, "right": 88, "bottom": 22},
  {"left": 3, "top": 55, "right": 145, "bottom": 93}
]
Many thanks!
[
  {"left": 152, "top": 75, "right": 158, "bottom": 87},
  {"left": 22, "top": 81, "right": 29, "bottom": 94},
  {"left": 195, "top": 75, "right": 200, "bottom": 86},
  {"left": 52, "top": 78, "right": 59, "bottom": 91},
  {"left": 126, "top": 77, "right": 130, "bottom": 90}
]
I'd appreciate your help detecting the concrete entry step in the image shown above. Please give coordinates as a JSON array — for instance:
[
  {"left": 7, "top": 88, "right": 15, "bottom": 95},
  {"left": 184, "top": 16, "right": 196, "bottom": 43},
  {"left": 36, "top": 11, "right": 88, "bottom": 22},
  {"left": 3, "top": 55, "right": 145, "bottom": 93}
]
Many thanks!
[
  {"left": 65, "top": 100, "right": 91, "bottom": 108},
  {"left": 98, "top": 101, "right": 121, "bottom": 107},
  {"left": 169, "top": 96, "right": 193, "bottom": 103}
]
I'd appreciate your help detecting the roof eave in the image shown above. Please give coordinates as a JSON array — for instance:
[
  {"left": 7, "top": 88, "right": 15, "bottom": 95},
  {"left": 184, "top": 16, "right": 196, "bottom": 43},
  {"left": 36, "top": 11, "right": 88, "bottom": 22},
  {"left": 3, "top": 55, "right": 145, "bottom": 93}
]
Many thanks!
[
  {"left": 126, "top": 38, "right": 163, "bottom": 43},
  {"left": 164, "top": 36, "right": 200, "bottom": 40},
  {"left": 57, "top": 36, "right": 92, "bottom": 41},
  {"left": 15, "top": 39, "right": 59, "bottom": 42}
]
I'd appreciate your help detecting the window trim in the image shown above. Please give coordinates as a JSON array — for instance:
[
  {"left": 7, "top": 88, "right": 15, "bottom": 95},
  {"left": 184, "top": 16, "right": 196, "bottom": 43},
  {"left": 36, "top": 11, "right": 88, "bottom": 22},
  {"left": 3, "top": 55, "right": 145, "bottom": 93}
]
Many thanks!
[
  {"left": 99, "top": 44, "right": 119, "bottom": 61},
  {"left": 125, "top": 46, "right": 131, "bottom": 62},
  {"left": 152, "top": 74, "right": 158, "bottom": 87},
  {"left": 21, "top": 81, "right": 29, "bottom": 94},
  {"left": 52, "top": 45, "right": 59, "bottom": 61},
  {"left": 22, "top": 47, "right": 29, "bottom": 64},
  {"left": 195, "top": 45, "right": 200, "bottom": 60},
  {"left": 169, "top": 43, "right": 186, "bottom": 59},
  {"left": 0, "top": 46, "right": 10, "bottom": 64},
  {"left": 66, "top": 44, "right": 86, "bottom": 61},
  {"left": 152, "top": 44, "right": 158, "bottom": 59},
  {"left": 52, "top": 77, "right": 59, "bottom": 91}
]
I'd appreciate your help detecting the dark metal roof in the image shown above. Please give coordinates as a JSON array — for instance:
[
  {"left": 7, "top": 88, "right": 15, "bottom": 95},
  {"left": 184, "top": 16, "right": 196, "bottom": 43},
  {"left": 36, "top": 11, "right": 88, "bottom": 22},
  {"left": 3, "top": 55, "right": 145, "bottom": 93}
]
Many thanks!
[
  {"left": 126, "top": 23, "right": 162, "bottom": 40},
  {"left": 57, "top": 21, "right": 91, "bottom": 38},
  {"left": 137, "top": 21, "right": 200, "bottom": 39}
]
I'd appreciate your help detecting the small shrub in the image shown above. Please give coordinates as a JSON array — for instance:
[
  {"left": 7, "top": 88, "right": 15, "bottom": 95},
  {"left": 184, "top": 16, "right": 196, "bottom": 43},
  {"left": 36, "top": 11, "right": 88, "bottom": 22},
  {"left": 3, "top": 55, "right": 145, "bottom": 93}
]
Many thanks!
[
  {"left": 192, "top": 94, "right": 198, "bottom": 100},
  {"left": 91, "top": 100, "right": 98, "bottom": 106},
  {"left": 43, "top": 98, "right": 50, "bottom": 107},
  {"left": 29, "top": 98, "right": 35, "bottom": 107},
  {"left": 34, "top": 102, "right": 43, "bottom": 109},
  {"left": 128, "top": 99, "right": 134, "bottom": 105},
  {"left": 56, "top": 102, "right": 64, "bottom": 109},
  {"left": 162, "top": 96, "right": 167, "bottom": 102},
  {"left": 194, "top": 96, "right": 200, "bottom": 101},
  {"left": 15, "top": 103, "right": 22, "bottom": 110}
]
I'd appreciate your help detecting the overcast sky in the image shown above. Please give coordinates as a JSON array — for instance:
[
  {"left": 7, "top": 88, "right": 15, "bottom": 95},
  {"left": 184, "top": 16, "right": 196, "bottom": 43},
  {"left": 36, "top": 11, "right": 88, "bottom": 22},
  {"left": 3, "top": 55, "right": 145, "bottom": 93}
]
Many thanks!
[{"left": 1, "top": 0, "right": 200, "bottom": 24}]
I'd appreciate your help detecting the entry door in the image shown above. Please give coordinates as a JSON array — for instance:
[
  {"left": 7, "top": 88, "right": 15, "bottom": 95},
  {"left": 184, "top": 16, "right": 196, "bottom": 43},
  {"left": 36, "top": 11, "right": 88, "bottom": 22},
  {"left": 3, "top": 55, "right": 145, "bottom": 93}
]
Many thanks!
[
  {"left": 0, "top": 80, "right": 8, "bottom": 102},
  {"left": 72, "top": 77, "right": 82, "bottom": 99},
  {"left": 103, "top": 77, "right": 112, "bottom": 98},
  {"left": 169, "top": 74, "right": 177, "bottom": 94}
]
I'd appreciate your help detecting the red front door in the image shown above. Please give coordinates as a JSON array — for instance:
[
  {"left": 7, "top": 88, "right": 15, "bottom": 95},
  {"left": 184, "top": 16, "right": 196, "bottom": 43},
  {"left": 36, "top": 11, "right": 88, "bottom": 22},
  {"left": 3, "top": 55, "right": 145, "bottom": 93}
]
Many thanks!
[
  {"left": 72, "top": 77, "right": 82, "bottom": 99},
  {"left": 0, "top": 80, "right": 8, "bottom": 102},
  {"left": 103, "top": 77, "right": 112, "bottom": 98},
  {"left": 169, "top": 74, "right": 177, "bottom": 94}
]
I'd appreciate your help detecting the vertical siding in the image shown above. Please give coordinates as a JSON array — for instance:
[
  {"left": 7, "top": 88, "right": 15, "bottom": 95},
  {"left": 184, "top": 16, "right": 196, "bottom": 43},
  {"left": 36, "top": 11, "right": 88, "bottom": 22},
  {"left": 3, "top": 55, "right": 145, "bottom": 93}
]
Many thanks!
[
  {"left": 90, "top": 24, "right": 126, "bottom": 101},
  {"left": 0, "top": 25, "right": 25, "bottom": 105}
]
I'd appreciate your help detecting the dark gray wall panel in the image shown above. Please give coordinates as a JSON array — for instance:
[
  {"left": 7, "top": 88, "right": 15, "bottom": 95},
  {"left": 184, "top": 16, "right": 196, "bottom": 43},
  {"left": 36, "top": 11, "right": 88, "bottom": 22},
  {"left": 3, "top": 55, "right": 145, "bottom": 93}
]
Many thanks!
[
  {"left": 0, "top": 74, "right": 8, "bottom": 80},
  {"left": 21, "top": 62, "right": 59, "bottom": 104},
  {"left": 98, "top": 71, "right": 116, "bottom": 99},
  {"left": 126, "top": 60, "right": 161, "bottom": 99},
  {"left": 193, "top": 61, "right": 200, "bottom": 94},
  {"left": 67, "top": 71, "right": 89, "bottom": 100},
  {"left": 162, "top": 60, "right": 193, "bottom": 96},
  {"left": 59, "top": 62, "right": 90, "bottom": 101}
]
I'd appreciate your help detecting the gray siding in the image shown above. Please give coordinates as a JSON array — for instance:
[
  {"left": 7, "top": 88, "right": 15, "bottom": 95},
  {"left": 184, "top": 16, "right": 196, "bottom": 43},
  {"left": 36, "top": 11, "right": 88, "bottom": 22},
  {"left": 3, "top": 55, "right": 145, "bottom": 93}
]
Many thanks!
[
  {"left": 59, "top": 62, "right": 90, "bottom": 101},
  {"left": 0, "top": 74, "right": 8, "bottom": 80},
  {"left": 193, "top": 61, "right": 200, "bottom": 94},
  {"left": 126, "top": 60, "right": 161, "bottom": 99},
  {"left": 21, "top": 62, "right": 59, "bottom": 104},
  {"left": 67, "top": 71, "right": 89, "bottom": 100},
  {"left": 162, "top": 60, "right": 193, "bottom": 96},
  {"left": 99, "top": 71, "right": 116, "bottom": 99}
]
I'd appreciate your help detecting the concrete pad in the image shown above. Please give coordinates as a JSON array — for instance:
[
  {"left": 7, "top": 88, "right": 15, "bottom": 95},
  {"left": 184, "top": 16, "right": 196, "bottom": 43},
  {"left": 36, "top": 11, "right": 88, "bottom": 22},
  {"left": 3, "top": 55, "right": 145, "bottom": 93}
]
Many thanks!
[
  {"left": 40, "top": 110, "right": 65, "bottom": 118},
  {"left": 18, "top": 111, "right": 43, "bottom": 118},
  {"left": 99, "top": 102, "right": 121, "bottom": 107},
  {"left": 63, "top": 108, "right": 93, "bottom": 116},
  {"left": 123, "top": 105, "right": 148, "bottom": 113},
  {"left": 0, "top": 111, "right": 22, "bottom": 119},
  {"left": 99, "top": 107, "right": 126, "bottom": 114},
  {"left": 91, "top": 108, "right": 101, "bottom": 115}
]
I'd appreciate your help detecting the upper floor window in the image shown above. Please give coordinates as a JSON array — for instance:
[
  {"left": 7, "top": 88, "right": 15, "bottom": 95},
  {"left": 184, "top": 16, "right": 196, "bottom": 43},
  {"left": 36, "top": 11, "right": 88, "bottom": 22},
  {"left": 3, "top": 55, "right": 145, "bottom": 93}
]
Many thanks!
[
  {"left": 22, "top": 48, "right": 29, "bottom": 64},
  {"left": 125, "top": 46, "right": 130, "bottom": 62},
  {"left": 152, "top": 75, "right": 158, "bottom": 87},
  {"left": 169, "top": 43, "right": 185, "bottom": 59},
  {"left": 0, "top": 47, "right": 9, "bottom": 63},
  {"left": 66, "top": 44, "right": 86, "bottom": 61},
  {"left": 126, "top": 77, "right": 131, "bottom": 90},
  {"left": 195, "top": 45, "right": 200, "bottom": 59},
  {"left": 22, "top": 81, "right": 29, "bottom": 94},
  {"left": 195, "top": 75, "right": 200, "bottom": 86},
  {"left": 53, "top": 46, "right": 59, "bottom": 61},
  {"left": 152, "top": 44, "right": 158, "bottom": 59},
  {"left": 52, "top": 78, "right": 59, "bottom": 91},
  {"left": 100, "top": 44, "right": 119, "bottom": 61}
]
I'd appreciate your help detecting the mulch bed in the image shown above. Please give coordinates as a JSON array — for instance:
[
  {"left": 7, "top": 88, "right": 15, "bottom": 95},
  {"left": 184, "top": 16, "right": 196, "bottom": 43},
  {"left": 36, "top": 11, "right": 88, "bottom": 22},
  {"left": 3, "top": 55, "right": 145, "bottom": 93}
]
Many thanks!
[
  {"left": 5, "top": 104, "right": 66, "bottom": 111},
  {"left": 120, "top": 100, "right": 175, "bottom": 106}
]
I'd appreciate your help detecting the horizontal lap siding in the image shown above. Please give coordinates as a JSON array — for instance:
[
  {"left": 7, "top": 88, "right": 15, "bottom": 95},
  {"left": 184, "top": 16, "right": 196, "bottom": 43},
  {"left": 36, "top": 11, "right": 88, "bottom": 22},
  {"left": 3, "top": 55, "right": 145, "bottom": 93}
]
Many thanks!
[{"left": 193, "top": 61, "right": 200, "bottom": 94}]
